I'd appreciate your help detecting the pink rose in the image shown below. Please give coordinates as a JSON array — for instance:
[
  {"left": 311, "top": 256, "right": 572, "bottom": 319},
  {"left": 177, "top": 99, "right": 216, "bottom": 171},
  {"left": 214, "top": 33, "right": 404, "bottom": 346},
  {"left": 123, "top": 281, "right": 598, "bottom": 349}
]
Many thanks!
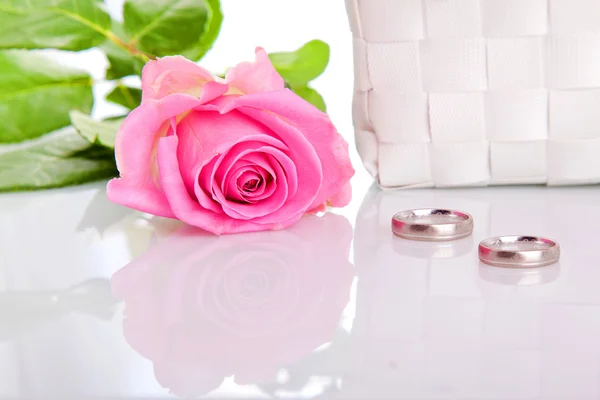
[
  {"left": 107, "top": 49, "right": 354, "bottom": 235},
  {"left": 111, "top": 213, "right": 355, "bottom": 397}
]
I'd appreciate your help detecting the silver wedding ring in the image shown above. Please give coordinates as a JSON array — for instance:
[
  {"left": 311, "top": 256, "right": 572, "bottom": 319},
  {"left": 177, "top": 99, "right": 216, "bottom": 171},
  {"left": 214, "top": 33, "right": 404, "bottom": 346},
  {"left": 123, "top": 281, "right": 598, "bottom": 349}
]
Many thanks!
[
  {"left": 479, "top": 236, "right": 560, "bottom": 268},
  {"left": 392, "top": 209, "right": 474, "bottom": 241}
]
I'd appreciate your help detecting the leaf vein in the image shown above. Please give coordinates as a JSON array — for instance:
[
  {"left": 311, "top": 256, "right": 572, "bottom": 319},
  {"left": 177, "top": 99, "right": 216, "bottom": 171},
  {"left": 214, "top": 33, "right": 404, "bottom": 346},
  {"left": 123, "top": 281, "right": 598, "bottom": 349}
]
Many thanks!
[
  {"left": 129, "top": 0, "right": 180, "bottom": 44},
  {"left": 0, "top": 79, "right": 91, "bottom": 101}
]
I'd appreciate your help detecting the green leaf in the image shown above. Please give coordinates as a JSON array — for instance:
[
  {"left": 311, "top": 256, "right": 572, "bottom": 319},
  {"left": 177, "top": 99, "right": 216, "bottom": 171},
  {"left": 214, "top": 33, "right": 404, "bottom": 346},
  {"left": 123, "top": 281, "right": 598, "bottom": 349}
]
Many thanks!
[
  {"left": 292, "top": 85, "right": 327, "bottom": 112},
  {"left": 269, "top": 40, "right": 330, "bottom": 87},
  {"left": 123, "top": 0, "right": 209, "bottom": 57},
  {"left": 0, "top": 50, "right": 93, "bottom": 144},
  {"left": 181, "top": 0, "right": 222, "bottom": 61},
  {"left": 70, "top": 111, "right": 123, "bottom": 149},
  {"left": 72, "top": 142, "right": 115, "bottom": 160},
  {"left": 101, "top": 21, "right": 145, "bottom": 80},
  {"left": 106, "top": 84, "right": 142, "bottom": 109},
  {"left": 0, "top": 0, "right": 111, "bottom": 51},
  {"left": 0, "top": 126, "right": 117, "bottom": 192}
]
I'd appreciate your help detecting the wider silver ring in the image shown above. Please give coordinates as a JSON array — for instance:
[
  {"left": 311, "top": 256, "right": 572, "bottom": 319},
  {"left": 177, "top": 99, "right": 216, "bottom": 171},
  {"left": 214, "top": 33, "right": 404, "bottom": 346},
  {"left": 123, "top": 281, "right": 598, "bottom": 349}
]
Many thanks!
[{"left": 479, "top": 236, "right": 560, "bottom": 268}]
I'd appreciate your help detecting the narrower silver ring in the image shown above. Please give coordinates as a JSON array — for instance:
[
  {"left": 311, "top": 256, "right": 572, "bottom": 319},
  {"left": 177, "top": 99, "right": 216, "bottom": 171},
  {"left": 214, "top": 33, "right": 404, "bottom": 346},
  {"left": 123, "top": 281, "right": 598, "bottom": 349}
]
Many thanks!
[
  {"left": 392, "top": 209, "right": 474, "bottom": 242},
  {"left": 479, "top": 236, "right": 560, "bottom": 268}
]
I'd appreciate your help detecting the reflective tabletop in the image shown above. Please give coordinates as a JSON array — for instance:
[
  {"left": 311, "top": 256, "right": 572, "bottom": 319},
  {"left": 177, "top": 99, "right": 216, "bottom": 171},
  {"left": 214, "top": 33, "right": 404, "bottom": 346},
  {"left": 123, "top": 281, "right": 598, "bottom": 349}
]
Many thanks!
[{"left": 1, "top": 182, "right": 599, "bottom": 399}]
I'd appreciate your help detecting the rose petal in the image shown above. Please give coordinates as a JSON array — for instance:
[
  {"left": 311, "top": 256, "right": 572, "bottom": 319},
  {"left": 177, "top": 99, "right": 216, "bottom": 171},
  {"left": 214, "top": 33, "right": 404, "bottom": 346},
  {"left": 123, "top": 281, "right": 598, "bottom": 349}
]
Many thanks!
[
  {"left": 176, "top": 110, "right": 284, "bottom": 196},
  {"left": 107, "top": 94, "right": 202, "bottom": 215},
  {"left": 307, "top": 202, "right": 327, "bottom": 214},
  {"left": 233, "top": 168, "right": 265, "bottom": 200},
  {"left": 115, "top": 94, "right": 201, "bottom": 183},
  {"left": 328, "top": 181, "right": 353, "bottom": 207},
  {"left": 157, "top": 135, "right": 302, "bottom": 235},
  {"left": 225, "top": 48, "right": 285, "bottom": 95},
  {"left": 193, "top": 136, "right": 287, "bottom": 215},
  {"left": 213, "top": 139, "right": 288, "bottom": 195},
  {"left": 227, "top": 161, "right": 277, "bottom": 203},
  {"left": 194, "top": 156, "right": 224, "bottom": 214},
  {"left": 212, "top": 148, "right": 290, "bottom": 220},
  {"left": 227, "top": 165, "right": 257, "bottom": 197},
  {"left": 194, "top": 133, "right": 288, "bottom": 215},
  {"left": 107, "top": 179, "right": 176, "bottom": 218},
  {"left": 236, "top": 169, "right": 261, "bottom": 191},
  {"left": 222, "top": 89, "right": 355, "bottom": 209},
  {"left": 242, "top": 152, "right": 298, "bottom": 200},
  {"left": 205, "top": 95, "right": 323, "bottom": 221},
  {"left": 211, "top": 139, "right": 287, "bottom": 200},
  {"left": 225, "top": 162, "right": 260, "bottom": 202},
  {"left": 108, "top": 83, "right": 229, "bottom": 216},
  {"left": 142, "top": 56, "right": 217, "bottom": 102}
]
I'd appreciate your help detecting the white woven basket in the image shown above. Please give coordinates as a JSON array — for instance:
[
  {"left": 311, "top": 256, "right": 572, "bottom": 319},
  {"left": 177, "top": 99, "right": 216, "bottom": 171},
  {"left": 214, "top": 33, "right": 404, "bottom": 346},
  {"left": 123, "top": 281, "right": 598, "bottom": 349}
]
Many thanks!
[{"left": 346, "top": 0, "right": 600, "bottom": 188}]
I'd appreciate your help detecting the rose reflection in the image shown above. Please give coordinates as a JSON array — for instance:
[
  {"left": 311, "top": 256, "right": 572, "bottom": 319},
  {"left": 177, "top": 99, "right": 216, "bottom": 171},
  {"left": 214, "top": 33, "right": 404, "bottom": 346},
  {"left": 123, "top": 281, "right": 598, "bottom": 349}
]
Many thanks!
[{"left": 111, "top": 213, "right": 355, "bottom": 397}]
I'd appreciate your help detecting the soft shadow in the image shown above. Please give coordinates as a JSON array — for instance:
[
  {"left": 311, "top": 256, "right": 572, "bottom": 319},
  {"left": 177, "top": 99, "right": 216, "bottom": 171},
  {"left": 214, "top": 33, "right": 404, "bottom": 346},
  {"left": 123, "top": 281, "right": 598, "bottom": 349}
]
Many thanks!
[
  {"left": 479, "top": 262, "right": 561, "bottom": 286},
  {"left": 77, "top": 186, "right": 134, "bottom": 235},
  {"left": 0, "top": 278, "right": 119, "bottom": 342},
  {"left": 111, "top": 213, "right": 355, "bottom": 398}
]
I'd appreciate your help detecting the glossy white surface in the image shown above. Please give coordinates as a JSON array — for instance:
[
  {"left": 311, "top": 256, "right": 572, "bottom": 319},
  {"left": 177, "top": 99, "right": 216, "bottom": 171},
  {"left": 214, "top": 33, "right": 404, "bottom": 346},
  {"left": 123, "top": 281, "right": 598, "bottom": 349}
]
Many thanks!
[{"left": 1, "top": 183, "right": 600, "bottom": 399}]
